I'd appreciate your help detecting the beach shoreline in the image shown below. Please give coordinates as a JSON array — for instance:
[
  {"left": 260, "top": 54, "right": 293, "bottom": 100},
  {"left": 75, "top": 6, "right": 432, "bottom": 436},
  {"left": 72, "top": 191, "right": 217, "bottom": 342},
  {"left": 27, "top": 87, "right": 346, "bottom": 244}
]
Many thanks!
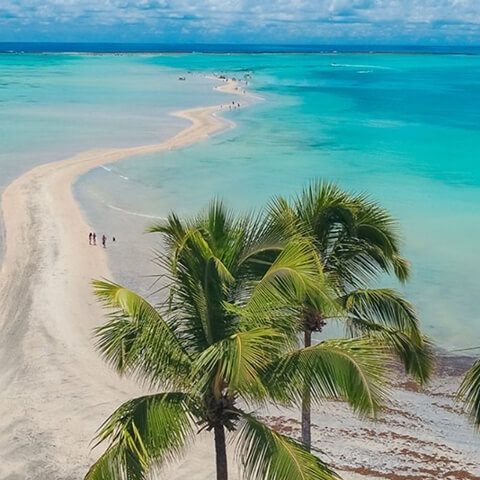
[
  {"left": 0, "top": 78, "right": 253, "bottom": 479},
  {"left": 0, "top": 70, "right": 478, "bottom": 480}
]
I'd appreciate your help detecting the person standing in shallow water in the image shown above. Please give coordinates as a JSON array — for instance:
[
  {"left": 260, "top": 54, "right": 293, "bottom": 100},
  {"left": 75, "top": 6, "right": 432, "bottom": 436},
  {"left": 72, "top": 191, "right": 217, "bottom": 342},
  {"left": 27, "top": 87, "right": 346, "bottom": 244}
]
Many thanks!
[
  {"left": 89, "top": 232, "right": 92, "bottom": 245},
  {"left": 92, "top": 233, "right": 96, "bottom": 246},
  {"left": 102, "top": 234, "right": 106, "bottom": 248}
]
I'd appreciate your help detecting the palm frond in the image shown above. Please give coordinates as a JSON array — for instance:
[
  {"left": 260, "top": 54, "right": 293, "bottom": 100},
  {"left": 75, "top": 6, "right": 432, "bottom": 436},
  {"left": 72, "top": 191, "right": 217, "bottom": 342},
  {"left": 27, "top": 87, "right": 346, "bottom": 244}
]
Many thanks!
[
  {"left": 392, "top": 254, "right": 410, "bottom": 283},
  {"left": 294, "top": 181, "right": 356, "bottom": 237},
  {"left": 341, "top": 288, "right": 420, "bottom": 338},
  {"left": 191, "top": 328, "right": 288, "bottom": 401},
  {"left": 236, "top": 210, "right": 290, "bottom": 282},
  {"left": 244, "top": 237, "right": 335, "bottom": 323},
  {"left": 325, "top": 244, "right": 385, "bottom": 290},
  {"left": 84, "top": 446, "right": 127, "bottom": 480},
  {"left": 341, "top": 288, "right": 434, "bottom": 383},
  {"left": 266, "top": 196, "right": 304, "bottom": 239},
  {"left": 202, "top": 198, "right": 239, "bottom": 251},
  {"left": 458, "top": 359, "right": 480, "bottom": 428},
  {"left": 270, "top": 180, "right": 410, "bottom": 287},
  {"left": 265, "top": 338, "right": 388, "bottom": 416},
  {"left": 345, "top": 317, "right": 433, "bottom": 385},
  {"left": 147, "top": 212, "right": 187, "bottom": 254},
  {"left": 351, "top": 194, "right": 401, "bottom": 246},
  {"left": 92, "top": 280, "right": 191, "bottom": 388},
  {"left": 86, "top": 393, "right": 196, "bottom": 480},
  {"left": 236, "top": 412, "right": 340, "bottom": 480},
  {"left": 161, "top": 233, "right": 235, "bottom": 347}
]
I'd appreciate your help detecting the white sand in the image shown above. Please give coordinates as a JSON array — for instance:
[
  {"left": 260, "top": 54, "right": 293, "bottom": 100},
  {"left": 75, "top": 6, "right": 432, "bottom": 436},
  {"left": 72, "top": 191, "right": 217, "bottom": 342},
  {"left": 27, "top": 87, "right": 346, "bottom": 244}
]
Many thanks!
[{"left": 0, "top": 81, "right": 247, "bottom": 479}]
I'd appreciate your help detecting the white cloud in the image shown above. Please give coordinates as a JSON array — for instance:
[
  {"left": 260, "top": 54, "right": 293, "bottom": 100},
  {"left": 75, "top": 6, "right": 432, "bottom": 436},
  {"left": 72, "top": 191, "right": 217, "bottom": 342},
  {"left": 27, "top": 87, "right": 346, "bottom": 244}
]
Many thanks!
[{"left": 0, "top": 0, "right": 479, "bottom": 43}]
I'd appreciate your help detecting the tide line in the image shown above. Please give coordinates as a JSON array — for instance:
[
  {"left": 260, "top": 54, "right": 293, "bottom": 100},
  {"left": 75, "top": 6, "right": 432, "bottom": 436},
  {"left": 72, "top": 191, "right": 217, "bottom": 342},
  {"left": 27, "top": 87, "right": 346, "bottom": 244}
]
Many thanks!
[{"left": 107, "top": 203, "right": 165, "bottom": 220}]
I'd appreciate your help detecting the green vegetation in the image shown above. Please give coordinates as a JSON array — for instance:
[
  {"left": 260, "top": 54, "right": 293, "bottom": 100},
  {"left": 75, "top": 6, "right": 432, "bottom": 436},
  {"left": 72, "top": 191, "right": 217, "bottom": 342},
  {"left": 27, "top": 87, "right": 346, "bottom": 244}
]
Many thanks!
[
  {"left": 268, "top": 181, "right": 433, "bottom": 450},
  {"left": 459, "top": 359, "right": 480, "bottom": 428},
  {"left": 85, "top": 184, "right": 432, "bottom": 480}
]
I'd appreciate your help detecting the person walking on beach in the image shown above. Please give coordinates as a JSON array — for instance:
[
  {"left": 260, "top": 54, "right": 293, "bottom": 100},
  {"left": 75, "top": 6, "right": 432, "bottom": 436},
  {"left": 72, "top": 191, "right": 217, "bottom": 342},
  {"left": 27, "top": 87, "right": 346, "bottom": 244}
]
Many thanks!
[
  {"left": 89, "top": 232, "right": 92, "bottom": 245},
  {"left": 93, "top": 232, "right": 97, "bottom": 246},
  {"left": 102, "top": 234, "right": 107, "bottom": 248}
]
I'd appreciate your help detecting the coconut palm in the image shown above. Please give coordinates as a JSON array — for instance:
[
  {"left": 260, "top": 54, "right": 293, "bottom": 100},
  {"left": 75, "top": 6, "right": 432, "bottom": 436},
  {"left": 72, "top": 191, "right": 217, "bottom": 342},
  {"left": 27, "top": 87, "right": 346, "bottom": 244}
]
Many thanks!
[
  {"left": 268, "top": 181, "right": 433, "bottom": 450},
  {"left": 459, "top": 358, "right": 480, "bottom": 428},
  {"left": 85, "top": 201, "right": 391, "bottom": 480}
]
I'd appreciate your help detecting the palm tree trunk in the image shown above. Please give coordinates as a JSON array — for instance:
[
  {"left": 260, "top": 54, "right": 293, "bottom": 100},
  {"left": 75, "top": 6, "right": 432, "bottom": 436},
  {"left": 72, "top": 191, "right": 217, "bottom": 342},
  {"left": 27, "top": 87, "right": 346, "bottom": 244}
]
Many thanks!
[
  {"left": 302, "top": 329, "right": 312, "bottom": 451},
  {"left": 214, "top": 424, "right": 228, "bottom": 480}
]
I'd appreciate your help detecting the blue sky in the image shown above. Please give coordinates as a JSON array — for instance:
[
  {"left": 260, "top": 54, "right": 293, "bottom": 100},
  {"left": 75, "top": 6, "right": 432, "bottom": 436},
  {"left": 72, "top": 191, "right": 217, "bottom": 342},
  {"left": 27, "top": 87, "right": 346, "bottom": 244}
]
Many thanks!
[{"left": 0, "top": 0, "right": 479, "bottom": 44}]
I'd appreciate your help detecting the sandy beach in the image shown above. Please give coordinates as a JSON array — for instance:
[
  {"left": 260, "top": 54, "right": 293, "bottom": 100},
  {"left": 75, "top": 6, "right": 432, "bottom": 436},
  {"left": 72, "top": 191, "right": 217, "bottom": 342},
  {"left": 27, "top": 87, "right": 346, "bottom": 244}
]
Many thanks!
[
  {"left": 0, "top": 75, "right": 479, "bottom": 480},
  {"left": 0, "top": 80, "right": 246, "bottom": 479}
]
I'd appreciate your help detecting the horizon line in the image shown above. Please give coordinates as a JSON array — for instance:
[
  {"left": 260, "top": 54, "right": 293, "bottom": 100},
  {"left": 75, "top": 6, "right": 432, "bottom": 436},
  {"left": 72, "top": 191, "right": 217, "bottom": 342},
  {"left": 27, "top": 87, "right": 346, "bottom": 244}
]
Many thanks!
[{"left": 1, "top": 41, "right": 479, "bottom": 46}]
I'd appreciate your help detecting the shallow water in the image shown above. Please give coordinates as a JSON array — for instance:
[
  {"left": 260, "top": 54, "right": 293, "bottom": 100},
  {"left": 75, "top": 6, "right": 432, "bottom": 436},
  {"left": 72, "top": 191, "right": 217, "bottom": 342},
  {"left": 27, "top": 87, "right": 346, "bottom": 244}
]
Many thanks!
[
  {"left": 0, "top": 53, "right": 225, "bottom": 189},
  {"left": 1, "top": 52, "right": 479, "bottom": 349},
  {"left": 77, "top": 53, "right": 480, "bottom": 350},
  {"left": 0, "top": 53, "right": 231, "bottom": 265}
]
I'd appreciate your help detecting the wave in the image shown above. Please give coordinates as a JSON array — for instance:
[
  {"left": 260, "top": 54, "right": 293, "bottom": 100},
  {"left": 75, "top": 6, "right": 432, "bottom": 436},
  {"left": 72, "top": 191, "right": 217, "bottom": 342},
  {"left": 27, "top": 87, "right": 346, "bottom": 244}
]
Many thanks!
[
  {"left": 331, "top": 63, "right": 392, "bottom": 70},
  {"left": 107, "top": 204, "right": 165, "bottom": 220},
  {"left": 100, "top": 165, "right": 130, "bottom": 181},
  {"left": 366, "top": 119, "right": 408, "bottom": 128}
]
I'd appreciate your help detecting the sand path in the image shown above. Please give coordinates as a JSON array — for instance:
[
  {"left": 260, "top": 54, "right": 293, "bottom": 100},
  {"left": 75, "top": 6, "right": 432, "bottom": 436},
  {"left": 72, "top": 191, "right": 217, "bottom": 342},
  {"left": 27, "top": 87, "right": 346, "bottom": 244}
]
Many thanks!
[{"left": 0, "top": 81, "right": 246, "bottom": 479}]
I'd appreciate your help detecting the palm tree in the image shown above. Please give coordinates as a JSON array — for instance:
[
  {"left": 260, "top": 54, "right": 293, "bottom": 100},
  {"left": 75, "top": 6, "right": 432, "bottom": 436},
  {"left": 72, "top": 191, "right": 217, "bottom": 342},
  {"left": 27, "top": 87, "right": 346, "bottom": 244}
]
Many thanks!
[
  {"left": 459, "top": 358, "right": 480, "bottom": 428},
  {"left": 268, "top": 181, "right": 433, "bottom": 451},
  {"left": 85, "top": 201, "right": 391, "bottom": 480}
]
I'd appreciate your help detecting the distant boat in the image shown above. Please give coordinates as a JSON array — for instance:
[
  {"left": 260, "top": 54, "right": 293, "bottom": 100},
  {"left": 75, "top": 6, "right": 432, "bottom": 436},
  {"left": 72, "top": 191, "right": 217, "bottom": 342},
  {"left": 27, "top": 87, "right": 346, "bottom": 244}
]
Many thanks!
[{"left": 178, "top": 76, "right": 186, "bottom": 81}]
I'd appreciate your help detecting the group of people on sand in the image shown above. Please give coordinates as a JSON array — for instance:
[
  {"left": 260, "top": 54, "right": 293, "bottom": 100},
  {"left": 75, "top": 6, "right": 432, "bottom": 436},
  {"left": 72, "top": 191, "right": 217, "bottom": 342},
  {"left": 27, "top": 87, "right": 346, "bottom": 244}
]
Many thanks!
[
  {"left": 88, "top": 232, "right": 115, "bottom": 248},
  {"left": 220, "top": 100, "right": 242, "bottom": 111}
]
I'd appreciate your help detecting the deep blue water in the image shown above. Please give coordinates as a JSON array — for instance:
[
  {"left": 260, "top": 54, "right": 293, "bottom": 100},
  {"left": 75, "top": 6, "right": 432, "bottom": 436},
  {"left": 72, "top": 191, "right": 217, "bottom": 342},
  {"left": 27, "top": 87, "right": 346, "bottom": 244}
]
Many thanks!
[{"left": 1, "top": 42, "right": 479, "bottom": 55}]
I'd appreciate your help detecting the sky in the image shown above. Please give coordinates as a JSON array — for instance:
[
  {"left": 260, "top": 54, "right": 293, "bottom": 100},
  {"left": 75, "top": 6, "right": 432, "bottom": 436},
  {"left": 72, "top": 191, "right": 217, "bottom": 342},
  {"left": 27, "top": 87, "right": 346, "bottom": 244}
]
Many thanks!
[{"left": 0, "top": 0, "right": 479, "bottom": 45}]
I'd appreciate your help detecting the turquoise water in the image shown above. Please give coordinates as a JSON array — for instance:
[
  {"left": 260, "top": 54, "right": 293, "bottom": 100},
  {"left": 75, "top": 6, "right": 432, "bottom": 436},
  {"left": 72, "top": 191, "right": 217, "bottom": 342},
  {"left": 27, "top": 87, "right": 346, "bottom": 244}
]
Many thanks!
[
  {"left": 1, "top": 52, "right": 479, "bottom": 349},
  {"left": 79, "top": 53, "right": 480, "bottom": 349},
  {"left": 0, "top": 54, "right": 224, "bottom": 190}
]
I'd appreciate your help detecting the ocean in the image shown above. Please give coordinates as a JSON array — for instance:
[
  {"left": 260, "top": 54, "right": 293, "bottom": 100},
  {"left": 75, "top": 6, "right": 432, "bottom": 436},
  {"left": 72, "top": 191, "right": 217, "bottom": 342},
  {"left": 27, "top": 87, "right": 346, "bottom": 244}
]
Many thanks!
[{"left": 1, "top": 46, "right": 479, "bottom": 349}]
